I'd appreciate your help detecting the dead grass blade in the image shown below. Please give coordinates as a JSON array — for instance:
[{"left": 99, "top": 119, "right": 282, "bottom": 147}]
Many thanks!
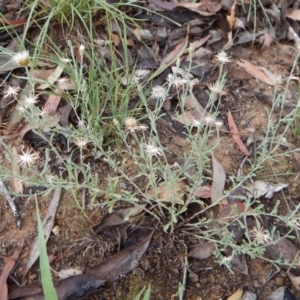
[
  {"left": 211, "top": 156, "right": 226, "bottom": 204},
  {"left": 227, "top": 109, "right": 250, "bottom": 156},
  {"left": 148, "top": 24, "right": 190, "bottom": 80},
  {"left": 0, "top": 239, "right": 24, "bottom": 300},
  {"left": 11, "top": 146, "right": 23, "bottom": 194},
  {"left": 37, "top": 65, "right": 64, "bottom": 90}
]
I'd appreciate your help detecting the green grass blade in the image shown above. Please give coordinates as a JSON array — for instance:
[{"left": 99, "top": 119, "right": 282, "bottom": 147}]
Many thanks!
[
  {"left": 143, "top": 284, "right": 151, "bottom": 300},
  {"left": 35, "top": 199, "right": 58, "bottom": 300}
]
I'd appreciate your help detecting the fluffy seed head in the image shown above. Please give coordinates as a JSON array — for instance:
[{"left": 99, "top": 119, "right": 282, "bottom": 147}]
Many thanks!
[
  {"left": 124, "top": 117, "right": 148, "bottom": 133},
  {"left": 74, "top": 137, "right": 88, "bottom": 148},
  {"left": 249, "top": 227, "right": 271, "bottom": 244},
  {"left": 204, "top": 116, "right": 216, "bottom": 125},
  {"left": 144, "top": 144, "right": 163, "bottom": 157},
  {"left": 151, "top": 86, "right": 168, "bottom": 101},
  {"left": 13, "top": 51, "right": 30, "bottom": 67},
  {"left": 215, "top": 51, "right": 232, "bottom": 64},
  {"left": 207, "top": 82, "right": 228, "bottom": 95}
]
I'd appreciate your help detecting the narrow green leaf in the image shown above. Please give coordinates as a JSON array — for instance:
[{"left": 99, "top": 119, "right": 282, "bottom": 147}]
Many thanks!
[
  {"left": 35, "top": 199, "right": 58, "bottom": 300},
  {"left": 143, "top": 284, "right": 151, "bottom": 300}
]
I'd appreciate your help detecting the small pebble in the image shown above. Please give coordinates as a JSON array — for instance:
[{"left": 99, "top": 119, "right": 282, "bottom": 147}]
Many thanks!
[{"left": 275, "top": 276, "right": 284, "bottom": 286}]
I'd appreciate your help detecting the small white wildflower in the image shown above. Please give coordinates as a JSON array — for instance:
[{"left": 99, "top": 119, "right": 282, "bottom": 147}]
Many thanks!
[
  {"left": 79, "top": 44, "right": 85, "bottom": 55},
  {"left": 215, "top": 51, "right": 232, "bottom": 64},
  {"left": 124, "top": 117, "right": 138, "bottom": 131},
  {"left": 56, "top": 77, "right": 69, "bottom": 85},
  {"left": 61, "top": 58, "right": 72, "bottom": 63},
  {"left": 151, "top": 86, "right": 168, "bottom": 101},
  {"left": 289, "top": 217, "right": 300, "bottom": 230},
  {"left": 18, "top": 148, "right": 38, "bottom": 167},
  {"left": 170, "top": 162, "right": 180, "bottom": 169},
  {"left": 214, "top": 121, "right": 223, "bottom": 127},
  {"left": 22, "top": 94, "right": 38, "bottom": 107},
  {"left": 191, "top": 119, "right": 202, "bottom": 127},
  {"left": 137, "top": 124, "right": 148, "bottom": 131},
  {"left": 74, "top": 137, "right": 88, "bottom": 148},
  {"left": 3, "top": 86, "right": 20, "bottom": 98},
  {"left": 144, "top": 144, "right": 163, "bottom": 157},
  {"left": 77, "top": 119, "right": 86, "bottom": 127},
  {"left": 46, "top": 174, "right": 56, "bottom": 183},
  {"left": 219, "top": 255, "right": 233, "bottom": 266},
  {"left": 167, "top": 74, "right": 188, "bottom": 89},
  {"left": 16, "top": 104, "right": 26, "bottom": 113},
  {"left": 124, "top": 117, "right": 148, "bottom": 133},
  {"left": 13, "top": 50, "right": 30, "bottom": 67},
  {"left": 274, "top": 75, "right": 282, "bottom": 85},
  {"left": 249, "top": 226, "right": 271, "bottom": 244},
  {"left": 207, "top": 82, "right": 228, "bottom": 95},
  {"left": 204, "top": 115, "right": 216, "bottom": 125},
  {"left": 113, "top": 118, "right": 120, "bottom": 127}
]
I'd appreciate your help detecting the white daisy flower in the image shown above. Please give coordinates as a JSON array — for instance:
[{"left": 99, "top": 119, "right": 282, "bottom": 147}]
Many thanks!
[
  {"left": 77, "top": 119, "right": 86, "bottom": 127},
  {"left": 170, "top": 162, "right": 180, "bottom": 169},
  {"left": 56, "top": 77, "right": 69, "bottom": 85},
  {"left": 191, "top": 119, "right": 202, "bottom": 127},
  {"left": 215, "top": 51, "right": 232, "bottom": 64},
  {"left": 124, "top": 117, "right": 138, "bottom": 131},
  {"left": 249, "top": 227, "right": 271, "bottom": 244},
  {"left": 144, "top": 144, "right": 163, "bottom": 157},
  {"left": 137, "top": 124, "right": 148, "bottom": 131},
  {"left": 16, "top": 104, "right": 26, "bottom": 113},
  {"left": 167, "top": 74, "right": 188, "bottom": 89},
  {"left": 204, "top": 116, "right": 216, "bottom": 125},
  {"left": 13, "top": 50, "right": 30, "bottom": 67},
  {"left": 207, "top": 82, "right": 228, "bottom": 95},
  {"left": 112, "top": 118, "right": 120, "bottom": 127},
  {"left": 124, "top": 117, "right": 148, "bottom": 133},
  {"left": 151, "top": 86, "right": 168, "bottom": 101},
  {"left": 3, "top": 86, "right": 20, "bottom": 98},
  {"left": 214, "top": 121, "right": 223, "bottom": 127},
  {"left": 79, "top": 44, "right": 85, "bottom": 55},
  {"left": 22, "top": 94, "right": 38, "bottom": 107},
  {"left": 18, "top": 148, "right": 39, "bottom": 167},
  {"left": 74, "top": 137, "right": 88, "bottom": 148}
]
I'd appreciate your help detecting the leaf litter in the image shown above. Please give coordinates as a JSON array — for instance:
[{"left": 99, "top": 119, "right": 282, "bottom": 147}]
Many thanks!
[{"left": 0, "top": 0, "right": 300, "bottom": 299}]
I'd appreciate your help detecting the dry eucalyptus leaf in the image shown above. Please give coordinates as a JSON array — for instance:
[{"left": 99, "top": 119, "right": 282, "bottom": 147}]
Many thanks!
[
  {"left": 286, "top": 9, "right": 300, "bottom": 21},
  {"left": 236, "top": 59, "right": 281, "bottom": 85},
  {"left": 227, "top": 288, "right": 244, "bottom": 300},
  {"left": 147, "top": 180, "right": 187, "bottom": 204},
  {"left": 188, "top": 242, "right": 216, "bottom": 259},
  {"left": 287, "top": 272, "right": 300, "bottom": 290}
]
